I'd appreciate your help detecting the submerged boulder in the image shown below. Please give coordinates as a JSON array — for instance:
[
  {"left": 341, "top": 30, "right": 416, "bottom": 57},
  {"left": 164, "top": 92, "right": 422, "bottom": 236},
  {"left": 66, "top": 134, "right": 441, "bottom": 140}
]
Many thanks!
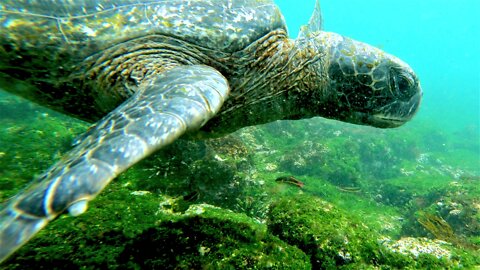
[{"left": 266, "top": 195, "right": 478, "bottom": 269}]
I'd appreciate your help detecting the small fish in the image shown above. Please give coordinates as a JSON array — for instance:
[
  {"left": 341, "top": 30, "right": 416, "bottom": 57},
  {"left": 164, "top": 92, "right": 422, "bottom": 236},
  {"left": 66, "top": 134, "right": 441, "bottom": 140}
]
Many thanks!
[
  {"left": 337, "top": 186, "right": 362, "bottom": 193},
  {"left": 275, "top": 176, "right": 304, "bottom": 188}
]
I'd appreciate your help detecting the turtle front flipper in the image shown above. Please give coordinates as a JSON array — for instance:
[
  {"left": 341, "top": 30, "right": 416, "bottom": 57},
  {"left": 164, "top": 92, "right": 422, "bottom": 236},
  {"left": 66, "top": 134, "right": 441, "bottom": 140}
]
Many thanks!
[{"left": 0, "top": 65, "right": 229, "bottom": 262}]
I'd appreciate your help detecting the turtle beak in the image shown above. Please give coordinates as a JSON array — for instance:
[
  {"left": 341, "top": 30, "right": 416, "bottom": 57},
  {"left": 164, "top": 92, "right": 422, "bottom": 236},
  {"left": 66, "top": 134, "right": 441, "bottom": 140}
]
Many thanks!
[{"left": 370, "top": 81, "right": 423, "bottom": 128}]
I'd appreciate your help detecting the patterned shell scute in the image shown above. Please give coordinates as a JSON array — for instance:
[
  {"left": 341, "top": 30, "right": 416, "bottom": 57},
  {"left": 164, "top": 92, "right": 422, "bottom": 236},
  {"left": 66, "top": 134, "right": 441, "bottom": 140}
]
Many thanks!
[{"left": 0, "top": 0, "right": 286, "bottom": 54}]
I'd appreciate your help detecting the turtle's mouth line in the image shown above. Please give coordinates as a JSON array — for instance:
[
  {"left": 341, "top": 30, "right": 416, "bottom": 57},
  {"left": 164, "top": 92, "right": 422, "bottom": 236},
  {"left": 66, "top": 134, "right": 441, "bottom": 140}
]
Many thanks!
[
  {"left": 370, "top": 115, "right": 407, "bottom": 128},
  {"left": 371, "top": 90, "right": 422, "bottom": 128}
]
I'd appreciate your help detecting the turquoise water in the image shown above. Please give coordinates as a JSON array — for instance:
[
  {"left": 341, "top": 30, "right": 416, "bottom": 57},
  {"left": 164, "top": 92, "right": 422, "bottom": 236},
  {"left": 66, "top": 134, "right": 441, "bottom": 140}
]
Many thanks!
[{"left": 278, "top": 0, "right": 480, "bottom": 133}]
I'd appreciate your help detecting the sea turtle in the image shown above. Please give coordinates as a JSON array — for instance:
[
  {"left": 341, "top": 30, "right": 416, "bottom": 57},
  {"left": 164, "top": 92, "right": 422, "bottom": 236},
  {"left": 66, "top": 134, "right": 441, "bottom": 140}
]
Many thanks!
[{"left": 0, "top": 0, "right": 422, "bottom": 262}]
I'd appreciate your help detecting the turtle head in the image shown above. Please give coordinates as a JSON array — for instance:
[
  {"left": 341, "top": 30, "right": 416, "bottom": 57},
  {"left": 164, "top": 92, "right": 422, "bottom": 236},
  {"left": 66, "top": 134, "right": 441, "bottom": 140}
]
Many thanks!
[
  {"left": 294, "top": 0, "right": 422, "bottom": 128},
  {"left": 312, "top": 32, "right": 422, "bottom": 128}
]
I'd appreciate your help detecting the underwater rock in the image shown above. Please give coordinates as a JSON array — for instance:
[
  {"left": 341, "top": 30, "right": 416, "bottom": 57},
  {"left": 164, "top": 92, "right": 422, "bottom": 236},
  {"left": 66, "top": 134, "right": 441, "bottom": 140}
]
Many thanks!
[
  {"left": 358, "top": 138, "right": 401, "bottom": 179},
  {"left": 378, "top": 236, "right": 480, "bottom": 268},
  {"left": 279, "top": 152, "right": 310, "bottom": 175},
  {"left": 266, "top": 195, "right": 479, "bottom": 269},
  {"left": 2, "top": 193, "right": 310, "bottom": 269},
  {"left": 381, "top": 237, "right": 452, "bottom": 259},
  {"left": 401, "top": 180, "right": 480, "bottom": 249},
  {"left": 371, "top": 183, "right": 414, "bottom": 208},
  {"left": 134, "top": 134, "right": 257, "bottom": 210},
  {"left": 119, "top": 205, "right": 311, "bottom": 269},
  {"left": 267, "top": 195, "right": 387, "bottom": 269},
  {"left": 275, "top": 138, "right": 363, "bottom": 189}
]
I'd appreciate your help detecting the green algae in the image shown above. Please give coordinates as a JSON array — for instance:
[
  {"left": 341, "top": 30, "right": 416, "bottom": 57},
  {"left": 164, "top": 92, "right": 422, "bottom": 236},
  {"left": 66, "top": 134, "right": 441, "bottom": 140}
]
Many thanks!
[
  {"left": 3, "top": 189, "right": 310, "bottom": 269},
  {"left": 267, "top": 194, "right": 480, "bottom": 269},
  {"left": 268, "top": 195, "right": 383, "bottom": 269},
  {"left": 0, "top": 95, "right": 87, "bottom": 200},
  {"left": 119, "top": 207, "right": 310, "bottom": 269}
]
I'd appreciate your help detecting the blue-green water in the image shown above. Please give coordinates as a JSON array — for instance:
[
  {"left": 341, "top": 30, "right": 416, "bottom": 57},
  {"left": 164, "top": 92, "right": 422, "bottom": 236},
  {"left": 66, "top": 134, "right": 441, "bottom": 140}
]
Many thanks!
[{"left": 278, "top": 0, "right": 480, "bottom": 133}]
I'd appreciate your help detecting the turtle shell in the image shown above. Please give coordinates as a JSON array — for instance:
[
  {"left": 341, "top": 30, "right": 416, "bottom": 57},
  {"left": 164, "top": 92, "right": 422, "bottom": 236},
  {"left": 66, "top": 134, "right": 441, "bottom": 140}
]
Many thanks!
[
  {"left": 0, "top": 0, "right": 286, "bottom": 120},
  {"left": 0, "top": 0, "right": 286, "bottom": 57}
]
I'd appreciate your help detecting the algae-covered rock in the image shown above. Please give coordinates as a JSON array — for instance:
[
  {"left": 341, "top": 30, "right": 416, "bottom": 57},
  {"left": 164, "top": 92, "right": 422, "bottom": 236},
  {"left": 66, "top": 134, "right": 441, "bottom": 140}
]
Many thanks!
[
  {"left": 133, "top": 133, "right": 257, "bottom": 212},
  {"left": 267, "top": 195, "right": 479, "bottom": 269},
  {"left": 267, "top": 195, "right": 386, "bottom": 269},
  {"left": 2, "top": 188, "right": 161, "bottom": 269},
  {"left": 381, "top": 237, "right": 480, "bottom": 269},
  {"left": 3, "top": 190, "right": 310, "bottom": 269},
  {"left": 399, "top": 178, "right": 480, "bottom": 250},
  {"left": 120, "top": 205, "right": 310, "bottom": 269}
]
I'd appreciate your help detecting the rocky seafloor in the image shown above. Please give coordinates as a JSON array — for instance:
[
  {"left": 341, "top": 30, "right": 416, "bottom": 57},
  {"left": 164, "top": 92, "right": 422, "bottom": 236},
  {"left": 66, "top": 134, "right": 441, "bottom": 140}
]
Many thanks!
[{"left": 1, "top": 93, "right": 479, "bottom": 269}]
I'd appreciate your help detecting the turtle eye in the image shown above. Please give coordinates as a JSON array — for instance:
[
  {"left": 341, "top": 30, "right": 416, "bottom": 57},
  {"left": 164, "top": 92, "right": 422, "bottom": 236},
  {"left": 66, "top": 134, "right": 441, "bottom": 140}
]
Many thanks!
[
  {"left": 390, "top": 69, "right": 415, "bottom": 101},
  {"left": 397, "top": 73, "right": 414, "bottom": 91}
]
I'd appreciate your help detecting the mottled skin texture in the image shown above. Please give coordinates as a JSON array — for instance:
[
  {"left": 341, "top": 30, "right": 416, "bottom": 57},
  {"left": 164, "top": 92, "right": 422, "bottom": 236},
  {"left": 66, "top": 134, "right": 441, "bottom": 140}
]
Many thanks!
[
  {"left": 0, "top": 0, "right": 285, "bottom": 121},
  {"left": 0, "top": 0, "right": 422, "bottom": 263}
]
